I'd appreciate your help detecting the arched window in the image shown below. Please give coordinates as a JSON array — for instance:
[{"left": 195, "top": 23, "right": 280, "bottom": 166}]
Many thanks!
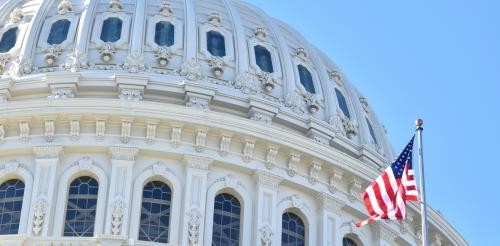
[
  {"left": 154, "top": 21, "right": 174, "bottom": 47},
  {"left": 254, "top": 45, "right": 273, "bottom": 73},
  {"left": 138, "top": 181, "right": 172, "bottom": 243},
  {"left": 366, "top": 118, "right": 378, "bottom": 144},
  {"left": 0, "top": 179, "right": 24, "bottom": 235},
  {"left": 64, "top": 176, "right": 98, "bottom": 237},
  {"left": 212, "top": 193, "right": 241, "bottom": 245},
  {"left": 47, "top": 19, "right": 71, "bottom": 45},
  {"left": 343, "top": 237, "right": 358, "bottom": 246},
  {"left": 207, "top": 31, "right": 226, "bottom": 57},
  {"left": 100, "top": 17, "right": 123, "bottom": 42},
  {"left": 281, "top": 212, "right": 305, "bottom": 246},
  {"left": 298, "top": 65, "right": 315, "bottom": 94},
  {"left": 0, "top": 27, "right": 19, "bottom": 53},
  {"left": 335, "top": 88, "right": 351, "bottom": 119}
]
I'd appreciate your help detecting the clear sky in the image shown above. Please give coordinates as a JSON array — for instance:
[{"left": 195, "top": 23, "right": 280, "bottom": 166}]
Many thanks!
[{"left": 245, "top": 0, "right": 500, "bottom": 245}]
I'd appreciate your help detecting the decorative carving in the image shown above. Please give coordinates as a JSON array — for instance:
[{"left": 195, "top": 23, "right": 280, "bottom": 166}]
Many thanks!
[
  {"left": 19, "top": 120, "right": 30, "bottom": 143},
  {"left": 254, "top": 170, "right": 282, "bottom": 190},
  {"left": 183, "top": 155, "right": 213, "bottom": 170},
  {"left": 44, "top": 45, "right": 64, "bottom": 65},
  {"left": 95, "top": 118, "right": 106, "bottom": 141},
  {"left": 208, "top": 12, "right": 221, "bottom": 26},
  {"left": 33, "top": 146, "right": 63, "bottom": 159},
  {"left": 284, "top": 91, "right": 305, "bottom": 114},
  {"left": 207, "top": 56, "right": 225, "bottom": 77},
  {"left": 186, "top": 96, "right": 209, "bottom": 111},
  {"left": 216, "top": 174, "right": 242, "bottom": 188},
  {"left": 328, "top": 169, "right": 344, "bottom": 193},
  {"left": 111, "top": 199, "right": 125, "bottom": 235},
  {"left": 120, "top": 119, "right": 132, "bottom": 143},
  {"left": 180, "top": 58, "right": 203, "bottom": 81},
  {"left": 155, "top": 47, "right": 172, "bottom": 66},
  {"left": 152, "top": 161, "right": 173, "bottom": 177},
  {"left": 195, "top": 128, "right": 208, "bottom": 152},
  {"left": 282, "top": 195, "right": 303, "bottom": 209},
  {"left": 242, "top": 139, "right": 255, "bottom": 162},
  {"left": 304, "top": 92, "right": 321, "bottom": 114},
  {"left": 159, "top": 1, "right": 173, "bottom": 16},
  {"left": 257, "top": 71, "right": 277, "bottom": 93},
  {"left": 254, "top": 27, "right": 267, "bottom": 41},
  {"left": 219, "top": 133, "right": 232, "bottom": 157},
  {"left": 249, "top": 110, "right": 272, "bottom": 125},
  {"left": 145, "top": 121, "right": 158, "bottom": 144},
  {"left": 119, "top": 88, "right": 143, "bottom": 101},
  {"left": 400, "top": 214, "right": 413, "bottom": 234},
  {"left": 171, "top": 124, "right": 183, "bottom": 148},
  {"left": 265, "top": 145, "right": 279, "bottom": 170},
  {"left": 69, "top": 118, "right": 80, "bottom": 141},
  {"left": 328, "top": 70, "right": 342, "bottom": 86},
  {"left": 109, "top": 0, "right": 123, "bottom": 11},
  {"left": 99, "top": 43, "right": 117, "bottom": 62},
  {"left": 328, "top": 110, "right": 345, "bottom": 137},
  {"left": 49, "top": 87, "right": 75, "bottom": 99},
  {"left": 9, "top": 8, "right": 24, "bottom": 24},
  {"left": 234, "top": 72, "right": 259, "bottom": 94},
  {"left": 77, "top": 156, "right": 93, "bottom": 170},
  {"left": 64, "top": 51, "right": 88, "bottom": 72},
  {"left": 308, "top": 159, "right": 322, "bottom": 185},
  {"left": 109, "top": 147, "right": 139, "bottom": 161},
  {"left": 123, "top": 53, "right": 145, "bottom": 73},
  {"left": 44, "top": 119, "right": 55, "bottom": 142},
  {"left": 187, "top": 208, "right": 202, "bottom": 246},
  {"left": 58, "top": 0, "right": 73, "bottom": 15},
  {"left": 259, "top": 225, "right": 273, "bottom": 246},
  {"left": 287, "top": 152, "right": 300, "bottom": 177},
  {"left": 359, "top": 96, "right": 369, "bottom": 113},
  {"left": 0, "top": 123, "right": 5, "bottom": 143},
  {"left": 431, "top": 233, "right": 443, "bottom": 246},
  {"left": 315, "top": 192, "right": 343, "bottom": 213},
  {"left": 0, "top": 54, "right": 11, "bottom": 74},
  {"left": 348, "top": 177, "right": 362, "bottom": 202},
  {"left": 295, "top": 47, "right": 307, "bottom": 59},
  {"left": 342, "top": 117, "right": 358, "bottom": 139},
  {"left": 32, "top": 199, "right": 48, "bottom": 236}
]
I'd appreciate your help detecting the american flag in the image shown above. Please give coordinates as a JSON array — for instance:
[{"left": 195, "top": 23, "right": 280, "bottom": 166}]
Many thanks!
[{"left": 356, "top": 136, "right": 419, "bottom": 227}]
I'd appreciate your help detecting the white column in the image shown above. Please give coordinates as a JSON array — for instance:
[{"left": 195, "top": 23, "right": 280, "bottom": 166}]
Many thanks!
[
  {"left": 180, "top": 154, "right": 213, "bottom": 246},
  {"left": 253, "top": 171, "right": 282, "bottom": 246},
  {"left": 316, "top": 193, "right": 344, "bottom": 246},
  {"left": 104, "top": 147, "right": 139, "bottom": 241},
  {"left": 129, "top": 1, "right": 146, "bottom": 55},
  {"left": 74, "top": 0, "right": 98, "bottom": 54},
  {"left": 183, "top": 0, "right": 197, "bottom": 60},
  {"left": 28, "top": 146, "right": 63, "bottom": 237}
]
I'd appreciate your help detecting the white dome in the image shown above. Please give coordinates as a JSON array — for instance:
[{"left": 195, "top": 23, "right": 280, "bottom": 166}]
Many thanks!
[{"left": 0, "top": 0, "right": 466, "bottom": 245}]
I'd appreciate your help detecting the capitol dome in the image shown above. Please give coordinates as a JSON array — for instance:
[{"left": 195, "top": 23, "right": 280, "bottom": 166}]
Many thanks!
[{"left": 0, "top": 0, "right": 466, "bottom": 245}]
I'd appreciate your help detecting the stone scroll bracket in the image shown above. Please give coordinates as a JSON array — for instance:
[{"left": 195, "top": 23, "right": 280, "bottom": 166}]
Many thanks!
[{"left": 116, "top": 75, "right": 148, "bottom": 102}]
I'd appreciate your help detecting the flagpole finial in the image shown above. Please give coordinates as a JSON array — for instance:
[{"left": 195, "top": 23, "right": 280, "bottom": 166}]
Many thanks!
[{"left": 415, "top": 119, "right": 424, "bottom": 129}]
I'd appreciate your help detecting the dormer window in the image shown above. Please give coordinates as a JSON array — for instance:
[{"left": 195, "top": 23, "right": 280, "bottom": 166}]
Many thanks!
[
  {"left": 0, "top": 27, "right": 18, "bottom": 53},
  {"left": 298, "top": 64, "right": 315, "bottom": 94},
  {"left": 366, "top": 118, "right": 378, "bottom": 144},
  {"left": 335, "top": 88, "right": 350, "bottom": 119},
  {"left": 254, "top": 45, "right": 273, "bottom": 73},
  {"left": 47, "top": 19, "right": 71, "bottom": 45},
  {"left": 100, "top": 17, "right": 122, "bottom": 42},
  {"left": 155, "top": 21, "right": 174, "bottom": 47},
  {"left": 207, "top": 30, "right": 225, "bottom": 57}
]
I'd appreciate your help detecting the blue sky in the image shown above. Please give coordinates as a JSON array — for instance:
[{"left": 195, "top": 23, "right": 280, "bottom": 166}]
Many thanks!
[{"left": 246, "top": 0, "right": 500, "bottom": 245}]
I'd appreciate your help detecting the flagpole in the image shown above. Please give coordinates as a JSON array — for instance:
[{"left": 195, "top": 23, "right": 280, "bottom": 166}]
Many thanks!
[{"left": 416, "top": 119, "right": 429, "bottom": 246}]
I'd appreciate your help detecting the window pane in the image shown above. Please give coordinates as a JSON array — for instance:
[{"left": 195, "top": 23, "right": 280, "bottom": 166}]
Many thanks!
[
  {"left": 207, "top": 31, "right": 226, "bottom": 57},
  {"left": 155, "top": 21, "right": 174, "bottom": 47},
  {"left": 0, "top": 179, "right": 24, "bottom": 235},
  {"left": 47, "top": 19, "right": 71, "bottom": 45},
  {"left": 64, "top": 176, "right": 98, "bottom": 237},
  {"left": 335, "top": 88, "right": 351, "bottom": 119},
  {"left": 100, "top": 17, "right": 123, "bottom": 42},
  {"left": 298, "top": 65, "right": 315, "bottom": 94},
  {"left": 281, "top": 212, "right": 305, "bottom": 246},
  {"left": 255, "top": 45, "right": 273, "bottom": 73},
  {"left": 138, "top": 181, "right": 172, "bottom": 243},
  {"left": 343, "top": 237, "right": 358, "bottom": 246},
  {"left": 0, "top": 27, "right": 19, "bottom": 53},
  {"left": 366, "top": 118, "right": 378, "bottom": 144},
  {"left": 212, "top": 193, "right": 240, "bottom": 246}
]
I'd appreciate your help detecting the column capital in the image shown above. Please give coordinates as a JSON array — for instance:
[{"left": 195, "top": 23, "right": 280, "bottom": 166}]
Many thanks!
[
  {"left": 253, "top": 170, "right": 283, "bottom": 191},
  {"left": 109, "top": 146, "right": 139, "bottom": 161},
  {"left": 183, "top": 154, "right": 213, "bottom": 170},
  {"left": 315, "top": 192, "right": 344, "bottom": 214},
  {"left": 32, "top": 146, "right": 63, "bottom": 159}
]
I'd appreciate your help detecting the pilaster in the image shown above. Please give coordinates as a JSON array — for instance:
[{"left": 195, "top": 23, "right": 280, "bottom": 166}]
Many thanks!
[
  {"left": 316, "top": 192, "right": 344, "bottom": 246},
  {"left": 181, "top": 154, "right": 213, "bottom": 246},
  {"left": 253, "top": 170, "right": 283, "bottom": 246},
  {"left": 104, "top": 147, "right": 139, "bottom": 237},
  {"left": 28, "top": 146, "right": 63, "bottom": 237}
]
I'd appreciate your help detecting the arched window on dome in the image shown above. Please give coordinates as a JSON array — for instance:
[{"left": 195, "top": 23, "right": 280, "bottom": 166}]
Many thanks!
[
  {"left": 0, "top": 27, "right": 19, "bottom": 53},
  {"left": 254, "top": 45, "right": 273, "bottom": 73},
  {"left": 47, "top": 19, "right": 71, "bottom": 45},
  {"left": 343, "top": 237, "right": 358, "bottom": 246},
  {"left": 138, "top": 181, "right": 172, "bottom": 243},
  {"left": 335, "top": 88, "right": 351, "bottom": 119},
  {"left": 207, "top": 30, "right": 226, "bottom": 57},
  {"left": 154, "top": 21, "right": 174, "bottom": 47},
  {"left": 0, "top": 179, "right": 24, "bottom": 235},
  {"left": 63, "top": 176, "right": 98, "bottom": 237},
  {"left": 212, "top": 193, "right": 241, "bottom": 245},
  {"left": 281, "top": 212, "right": 305, "bottom": 246},
  {"left": 100, "top": 17, "right": 123, "bottom": 43},
  {"left": 298, "top": 64, "right": 315, "bottom": 94},
  {"left": 366, "top": 118, "right": 378, "bottom": 145}
]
